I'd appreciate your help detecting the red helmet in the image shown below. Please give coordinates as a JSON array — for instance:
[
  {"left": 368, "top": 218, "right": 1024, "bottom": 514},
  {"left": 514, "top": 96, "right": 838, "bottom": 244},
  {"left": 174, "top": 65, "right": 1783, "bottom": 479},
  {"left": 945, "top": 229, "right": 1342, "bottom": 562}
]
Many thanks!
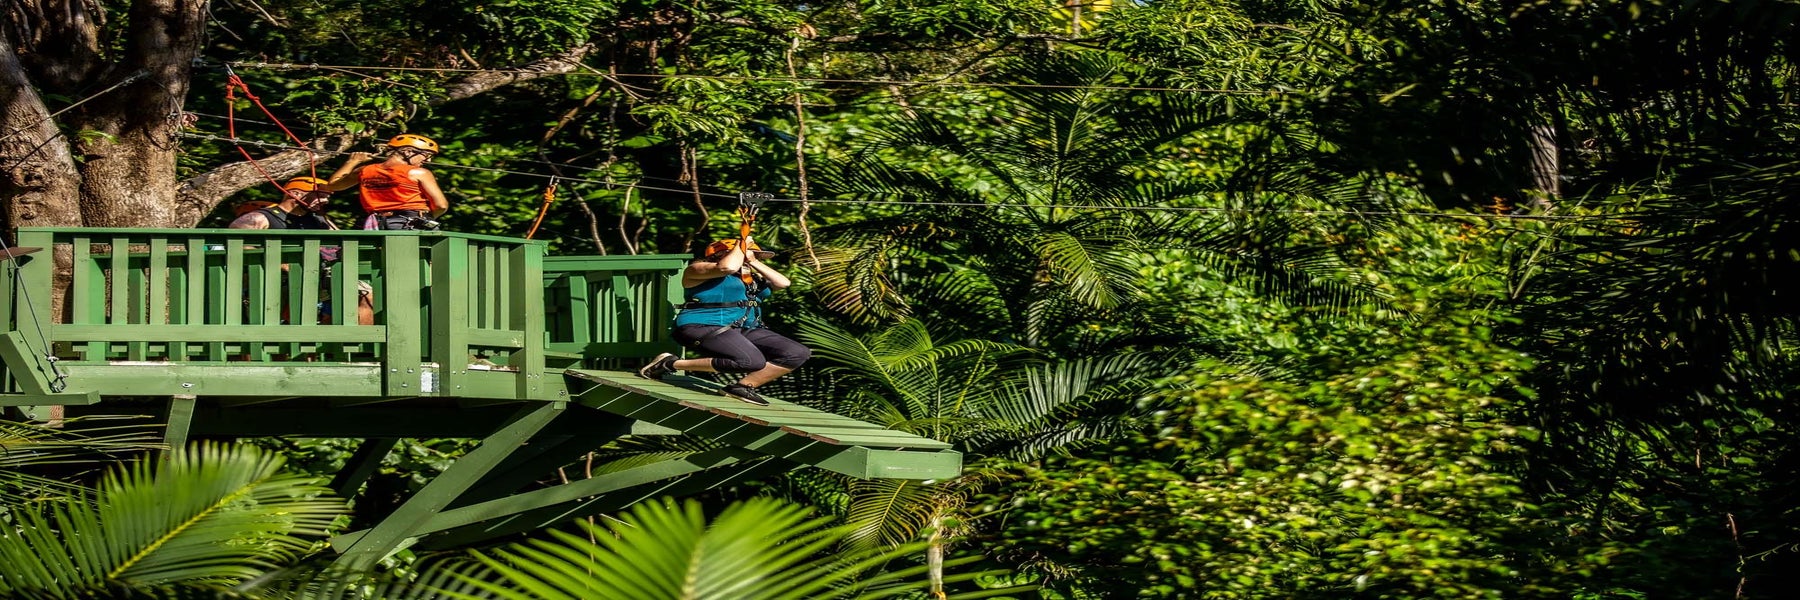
[
  {"left": 705, "top": 238, "right": 775, "bottom": 260},
  {"left": 282, "top": 176, "right": 329, "bottom": 192},
  {"left": 387, "top": 133, "right": 439, "bottom": 154}
]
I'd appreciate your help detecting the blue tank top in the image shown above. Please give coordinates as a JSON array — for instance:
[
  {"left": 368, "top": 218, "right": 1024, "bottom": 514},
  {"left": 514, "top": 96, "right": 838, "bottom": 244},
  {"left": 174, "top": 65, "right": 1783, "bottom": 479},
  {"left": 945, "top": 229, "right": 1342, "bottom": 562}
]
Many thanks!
[{"left": 674, "top": 274, "right": 773, "bottom": 329}]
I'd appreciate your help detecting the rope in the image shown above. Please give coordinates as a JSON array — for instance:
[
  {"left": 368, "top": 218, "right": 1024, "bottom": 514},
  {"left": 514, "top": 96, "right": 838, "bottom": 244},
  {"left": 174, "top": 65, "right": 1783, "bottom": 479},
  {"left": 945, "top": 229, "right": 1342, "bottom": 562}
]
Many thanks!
[
  {"left": 222, "top": 67, "right": 317, "bottom": 197},
  {"left": 222, "top": 61, "right": 1312, "bottom": 95},
  {"left": 525, "top": 177, "right": 558, "bottom": 239},
  {"left": 0, "top": 70, "right": 151, "bottom": 171},
  {"left": 0, "top": 237, "right": 67, "bottom": 393},
  {"left": 0, "top": 70, "right": 149, "bottom": 145},
  {"left": 176, "top": 132, "right": 1637, "bottom": 223}
]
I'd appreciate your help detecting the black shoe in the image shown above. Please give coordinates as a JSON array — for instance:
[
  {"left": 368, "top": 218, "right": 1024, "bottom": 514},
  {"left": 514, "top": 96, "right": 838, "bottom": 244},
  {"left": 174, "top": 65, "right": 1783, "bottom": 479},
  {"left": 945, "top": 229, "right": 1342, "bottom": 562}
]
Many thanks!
[
  {"left": 637, "top": 353, "right": 677, "bottom": 380},
  {"left": 721, "top": 383, "right": 770, "bottom": 406}
]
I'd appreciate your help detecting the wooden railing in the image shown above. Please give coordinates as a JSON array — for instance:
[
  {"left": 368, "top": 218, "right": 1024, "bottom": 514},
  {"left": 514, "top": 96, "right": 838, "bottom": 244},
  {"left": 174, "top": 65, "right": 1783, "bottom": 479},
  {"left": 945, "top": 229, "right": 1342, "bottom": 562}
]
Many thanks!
[
  {"left": 541, "top": 255, "right": 686, "bottom": 370},
  {"left": 0, "top": 228, "right": 687, "bottom": 402}
]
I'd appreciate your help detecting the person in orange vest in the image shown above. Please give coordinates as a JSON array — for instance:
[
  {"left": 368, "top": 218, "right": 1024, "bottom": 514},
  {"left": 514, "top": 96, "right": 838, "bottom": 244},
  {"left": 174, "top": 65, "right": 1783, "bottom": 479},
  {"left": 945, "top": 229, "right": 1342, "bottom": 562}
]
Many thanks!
[{"left": 321, "top": 134, "right": 450, "bottom": 230}]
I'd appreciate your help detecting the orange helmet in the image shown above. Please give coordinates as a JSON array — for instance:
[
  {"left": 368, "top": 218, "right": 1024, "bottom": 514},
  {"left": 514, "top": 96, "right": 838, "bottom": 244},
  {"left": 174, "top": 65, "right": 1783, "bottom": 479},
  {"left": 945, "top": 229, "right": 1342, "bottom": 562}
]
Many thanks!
[
  {"left": 387, "top": 133, "right": 439, "bottom": 154},
  {"left": 705, "top": 238, "right": 776, "bottom": 260},
  {"left": 234, "top": 200, "right": 275, "bottom": 216},
  {"left": 282, "top": 176, "right": 329, "bottom": 193}
]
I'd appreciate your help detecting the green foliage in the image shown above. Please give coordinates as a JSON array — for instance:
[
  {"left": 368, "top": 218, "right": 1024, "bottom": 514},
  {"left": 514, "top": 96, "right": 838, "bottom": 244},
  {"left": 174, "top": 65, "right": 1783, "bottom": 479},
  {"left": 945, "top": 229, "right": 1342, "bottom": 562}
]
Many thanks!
[
  {"left": 1094, "top": 0, "right": 1356, "bottom": 93},
  {"left": 280, "top": 73, "right": 445, "bottom": 136},
  {"left": 0, "top": 417, "right": 160, "bottom": 504},
  {"left": 0, "top": 443, "right": 348, "bottom": 598},
  {"left": 166, "top": 2, "right": 1800, "bottom": 598},
  {"left": 431, "top": 496, "right": 975, "bottom": 599},
  {"left": 440, "top": 0, "right": 615, "bottom": 60},
  {"left": 634, "top": 76, "right": 796, "bottom": 144},
  {"left": 793, "top": 315, "right": 1150, "bottom": 459},
  {"left": 860, "top": 0, "right": 1052, "bottom": 40},
  {"left": 977, "top": 314, "right": 1599, "bottom": 598}
]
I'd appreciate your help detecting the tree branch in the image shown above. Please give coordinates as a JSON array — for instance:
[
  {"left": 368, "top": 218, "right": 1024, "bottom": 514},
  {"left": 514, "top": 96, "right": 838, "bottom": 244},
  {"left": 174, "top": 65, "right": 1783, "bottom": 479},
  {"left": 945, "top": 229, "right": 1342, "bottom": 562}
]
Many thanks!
[
  {"left": 2, "top": 0, "right": 107, "bottom": 93},
  {"left": 436, "top": 43, "right": 596, "bottom": 104},
  {"left": 176, "top": 44, "right": 600, "bottom": 224},
  {"left": 173, "top": 135, "right": 353, "bottom": 225}
]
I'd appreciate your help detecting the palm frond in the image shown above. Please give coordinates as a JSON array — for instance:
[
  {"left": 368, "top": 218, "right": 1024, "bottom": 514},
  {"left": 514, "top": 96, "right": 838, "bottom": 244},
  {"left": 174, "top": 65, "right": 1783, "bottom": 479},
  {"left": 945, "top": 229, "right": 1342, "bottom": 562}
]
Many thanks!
[
  {"left": 806, "top": 242, "right": 911, "bottom": 323},
  {"left": 440, "top": 497, "right": 957, "bottom": 600},
  {"left": 0, "top": 442, "right": 347, "bottom": 597},
  {"left": 841, "top": 479, "right": 948, "bottom": 554},
  {"left": 0, "top": 417, "right": 165, "bottom": 504}
]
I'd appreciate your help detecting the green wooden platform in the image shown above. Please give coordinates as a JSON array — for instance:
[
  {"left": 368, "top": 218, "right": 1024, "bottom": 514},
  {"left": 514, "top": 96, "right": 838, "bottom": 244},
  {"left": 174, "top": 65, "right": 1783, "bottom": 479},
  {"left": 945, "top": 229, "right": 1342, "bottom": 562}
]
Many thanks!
[{"left": 0, "top": 227, "right": 962, "bottom": 568}]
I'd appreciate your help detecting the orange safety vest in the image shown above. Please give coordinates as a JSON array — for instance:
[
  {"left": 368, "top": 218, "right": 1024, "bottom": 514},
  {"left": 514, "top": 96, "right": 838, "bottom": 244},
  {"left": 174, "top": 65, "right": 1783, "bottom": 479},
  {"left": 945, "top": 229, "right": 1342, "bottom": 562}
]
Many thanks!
[{"left": 358, "top": 163, "right": 427, "bottom": 213}]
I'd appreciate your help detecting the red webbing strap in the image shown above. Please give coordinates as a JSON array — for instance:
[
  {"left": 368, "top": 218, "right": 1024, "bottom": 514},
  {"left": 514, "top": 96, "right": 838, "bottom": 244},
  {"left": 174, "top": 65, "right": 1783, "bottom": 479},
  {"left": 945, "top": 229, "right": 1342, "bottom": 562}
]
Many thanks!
[
  {"left": 737, "top": 207, "right": 756, "bottom": 285},
  {"left": 525, "top": 177, "right": 558, "bottom": 239}
]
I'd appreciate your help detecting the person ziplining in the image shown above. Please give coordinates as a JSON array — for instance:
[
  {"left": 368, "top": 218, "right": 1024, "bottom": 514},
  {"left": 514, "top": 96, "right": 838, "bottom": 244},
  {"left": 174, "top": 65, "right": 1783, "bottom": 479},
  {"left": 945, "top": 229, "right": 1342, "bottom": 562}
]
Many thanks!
[
  {"left": 320, "top": 134, "right": 452, "bottom": 230},
  {"left": 637, "top": 193, "right": 810, "bottom": 406}
]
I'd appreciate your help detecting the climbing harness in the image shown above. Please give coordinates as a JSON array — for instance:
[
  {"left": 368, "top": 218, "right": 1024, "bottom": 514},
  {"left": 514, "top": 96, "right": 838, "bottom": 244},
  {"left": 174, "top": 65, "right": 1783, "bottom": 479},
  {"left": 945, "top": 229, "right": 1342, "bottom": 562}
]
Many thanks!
[
  {"left": 680, "top": 276, "right": 765, "bottom": 347},
  {"left": 679, "top": 300, "right": 760, "bottom": 309}
]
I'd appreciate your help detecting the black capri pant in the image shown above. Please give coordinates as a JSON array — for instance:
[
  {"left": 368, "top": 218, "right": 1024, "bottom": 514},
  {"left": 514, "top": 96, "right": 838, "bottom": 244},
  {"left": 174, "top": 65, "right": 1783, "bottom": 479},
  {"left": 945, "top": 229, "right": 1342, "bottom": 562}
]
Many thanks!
[{"left": 672, "top": 325, "right": 811, "bottom": 373}]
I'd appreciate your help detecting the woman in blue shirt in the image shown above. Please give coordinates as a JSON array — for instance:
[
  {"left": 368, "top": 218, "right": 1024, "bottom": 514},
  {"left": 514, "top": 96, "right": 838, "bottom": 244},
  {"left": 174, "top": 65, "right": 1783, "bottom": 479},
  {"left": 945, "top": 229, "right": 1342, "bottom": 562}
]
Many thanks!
[{"left": 637, "top": 236, "right": 810, "bottom": 406}]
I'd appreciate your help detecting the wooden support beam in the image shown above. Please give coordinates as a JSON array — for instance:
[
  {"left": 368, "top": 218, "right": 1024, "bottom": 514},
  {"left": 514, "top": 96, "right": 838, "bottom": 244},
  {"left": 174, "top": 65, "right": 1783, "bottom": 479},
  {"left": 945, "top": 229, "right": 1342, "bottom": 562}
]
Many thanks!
[
  {"left": 331, "top": 449, "right": 766, "bottom": 551},
  {"left": 0, "top": 391, "right": 100, "bottom": 408},
  {"left": 381, "top": 236, "right": 423, "bottom": 397},
  {"left": 450, "top": 425, "right": 629, "bottom": 509},
  {"left": 411, "top": 451, "right": 797, "bottom": 550},
  {"left": 511, "top": 242, "right": 547, "bottom": 399},
  {"left": 0, "top": 331, "right": 57, "bottom": 395},
  {"left": 331, "top": 401, "right": 564, "bottom": 569},
  {"left": 429, "top": 236, "right": 471, "bottom": 397},
  {"left": 55, "top": 364, "right": 384, "bottom": 397},
  {"left": 163, "top": 395, "right": 197, "bottom": 454},
  {"left": 187, "top": 403, "right": 601, "bottom": 440},
  {"left": 566, "top": 370, "right": 962, "bottom": 480},
  {"left": 331, "top": 438, "right": 400, "bottom": 499}
]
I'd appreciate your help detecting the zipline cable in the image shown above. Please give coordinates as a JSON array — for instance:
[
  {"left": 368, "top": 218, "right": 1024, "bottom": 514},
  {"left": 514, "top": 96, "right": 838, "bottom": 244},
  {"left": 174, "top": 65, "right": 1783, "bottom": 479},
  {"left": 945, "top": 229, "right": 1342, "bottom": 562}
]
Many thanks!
[
  {"left": 0, "top": 69, "right": 149, "bottom": 145},
  {"left": 221, "top": 61, "right": 1313, "bottom": 95},
  {"left": 178, "top": 133, "right": 1632, "bottom": 223}
]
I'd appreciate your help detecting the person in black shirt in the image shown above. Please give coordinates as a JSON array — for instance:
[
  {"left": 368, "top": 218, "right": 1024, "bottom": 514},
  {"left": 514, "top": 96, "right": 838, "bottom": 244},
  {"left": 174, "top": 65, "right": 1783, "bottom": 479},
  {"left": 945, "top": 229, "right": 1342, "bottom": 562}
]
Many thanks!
[
  {"left": 226, "top": 176, "right": 372, "bottom": 324},
  {"left": 229, "top": 177, "right": 336, "bottom": 230}
]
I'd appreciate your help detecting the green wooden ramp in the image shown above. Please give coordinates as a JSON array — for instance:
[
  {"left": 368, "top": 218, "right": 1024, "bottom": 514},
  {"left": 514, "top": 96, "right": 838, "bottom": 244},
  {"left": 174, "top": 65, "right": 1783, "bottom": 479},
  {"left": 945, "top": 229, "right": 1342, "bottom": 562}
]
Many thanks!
[{"left": 566, "top": 369, "right": 961, "bottom": 480}]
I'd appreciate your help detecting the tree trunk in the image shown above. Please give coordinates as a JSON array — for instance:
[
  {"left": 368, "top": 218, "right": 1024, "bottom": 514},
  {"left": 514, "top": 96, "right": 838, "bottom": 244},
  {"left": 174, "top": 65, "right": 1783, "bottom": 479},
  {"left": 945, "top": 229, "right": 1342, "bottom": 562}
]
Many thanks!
[
  {"left": 70, "top": 0, "right": 204, "bottom": 228},
  {"left": 173, "top": 136, "right": 354, "bottom": 226},
  {"left": 0, "top": 24, "right": 83, "bottom": 234},
  {"left": 927, "top": 513, "right": 946, "bottom": 599},
  {"left": 5, "top": 1, "right": 595, "bottom": 231},
  {"left": 1526, "top": 121, "right": 1559, "bottom": 212}
]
